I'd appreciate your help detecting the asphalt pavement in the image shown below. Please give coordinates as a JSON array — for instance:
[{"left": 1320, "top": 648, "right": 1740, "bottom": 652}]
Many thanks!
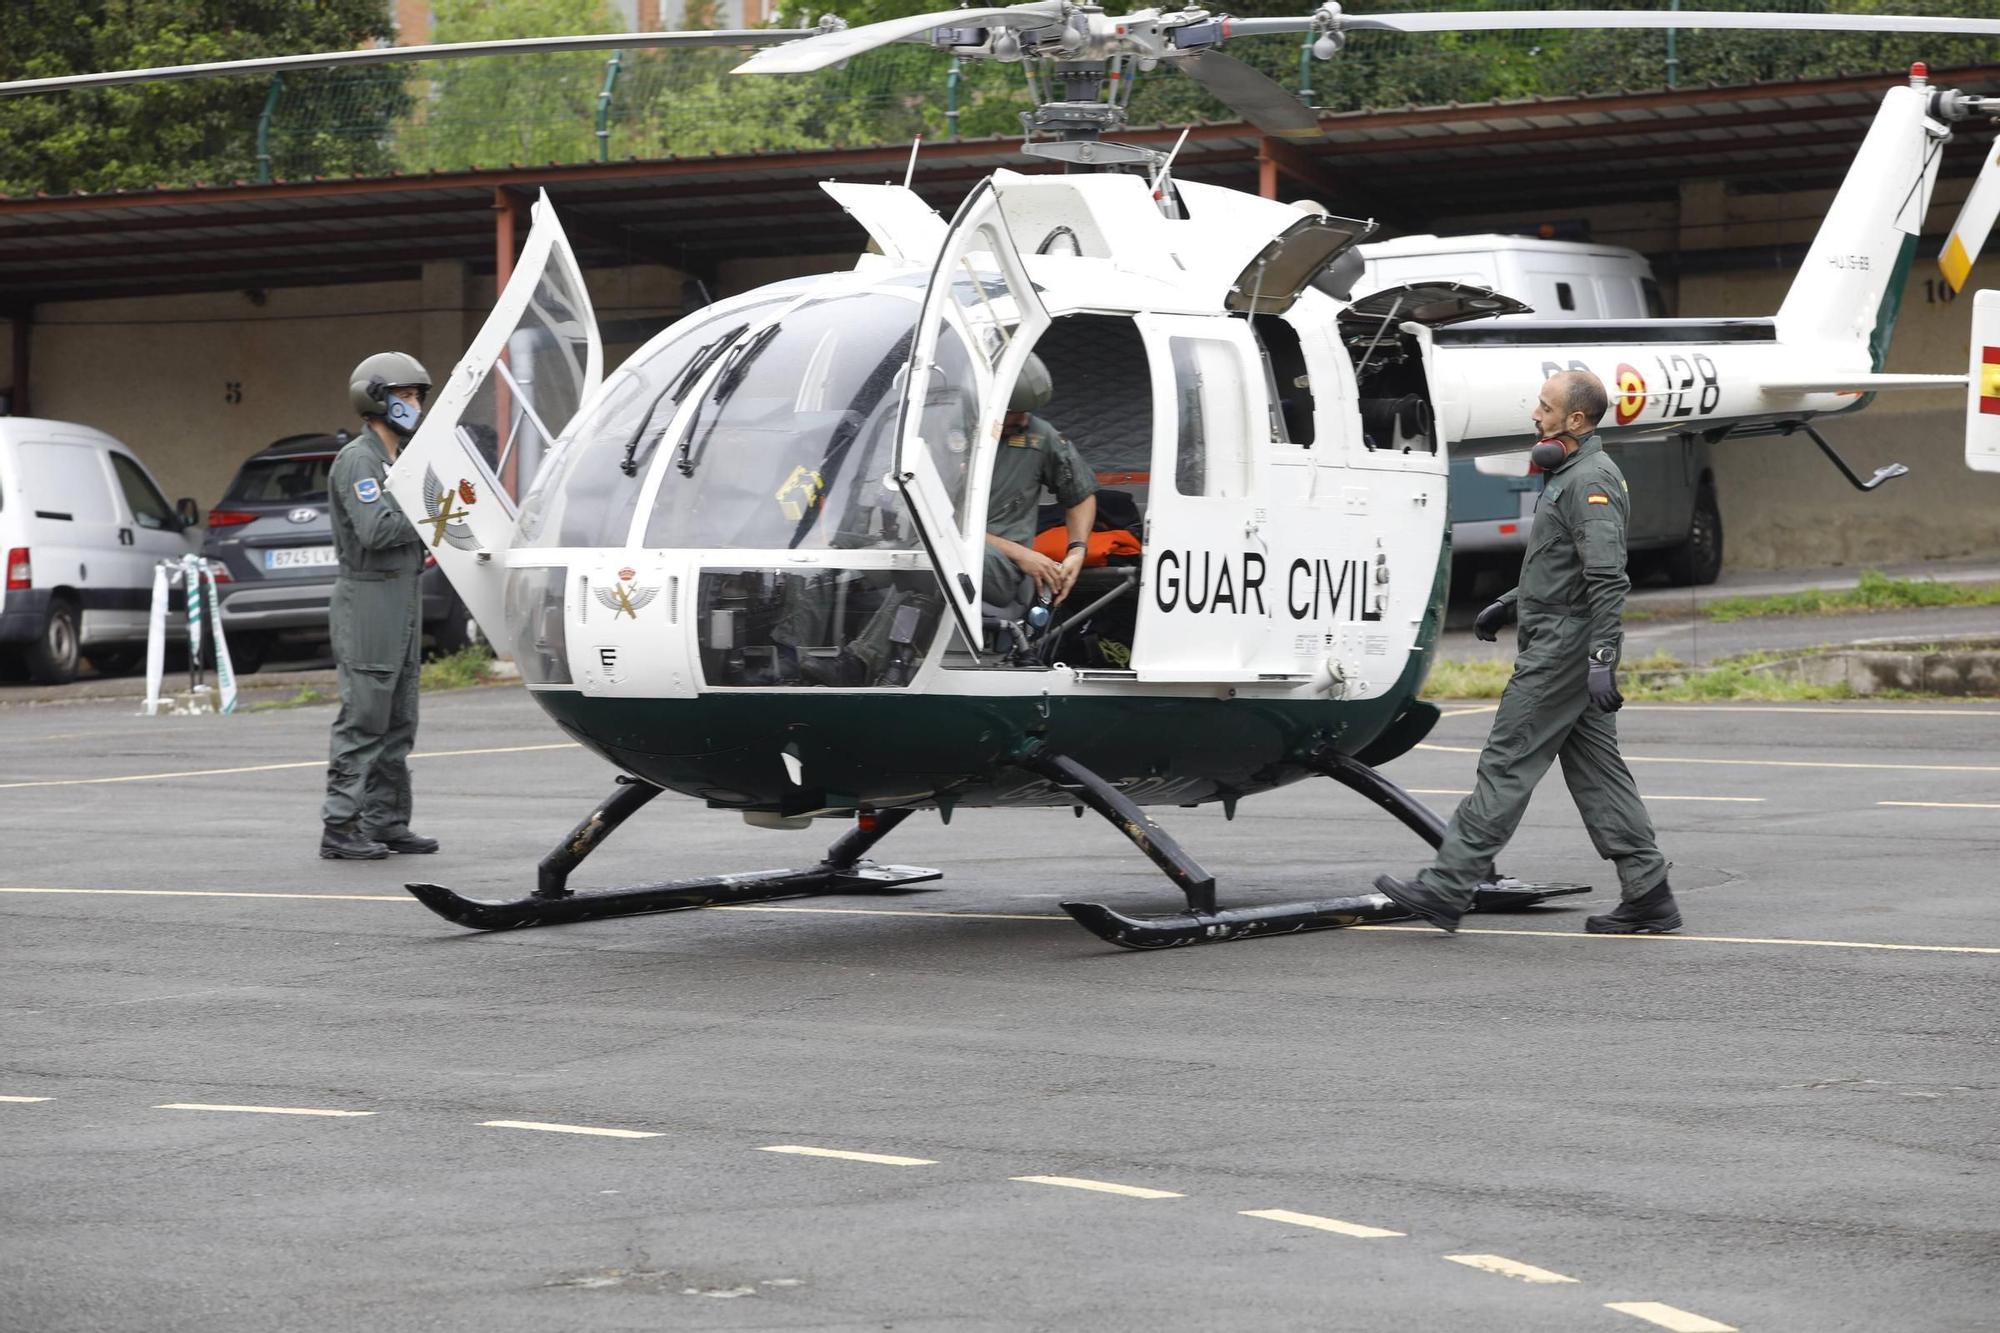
[{"left": 2, "top": 687, "right": 1997, "bottom": 1332}]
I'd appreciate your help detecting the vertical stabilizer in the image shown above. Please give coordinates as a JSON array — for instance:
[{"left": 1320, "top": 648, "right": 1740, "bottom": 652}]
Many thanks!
[
  {"left": 1966, "top": 290, "right": 2000, "bottom": 473},
  {"left": 1775, "top": 83, "right": 1945, "bottom": 369}
]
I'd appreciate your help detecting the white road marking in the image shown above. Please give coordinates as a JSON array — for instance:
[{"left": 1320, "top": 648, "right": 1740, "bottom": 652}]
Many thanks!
[
  {"left": 759, "top": 1144, "right": 937, "bottom": 1166},
  {"left": 1355, "top": 925, "right": 2000, "bottom": 954},
  {"left": 1444, "top": 1254, "right": 1579, "bottom": 1284},
  {"left": 480, "top": 1119, "right": 661, "bottom": 1139},
  {"left": 0, "top": 742, "right": 579, "bottom": 790},
  {"left": 1, "top": 887, "right": 408, "bottom": 901},
  {"left": 1606, "top": 1300, "right": 1738, "bottom": 1331},
  {"left": 1011, "top": 1175, "right": 1184, "bottom": 1199},
  {"left": 1879, "top": 800, "right": 2000, "bottom": 810},
  {"left": 1406, "top": 789, "right": 1763, "bottom": 803},
  {"left": 1436, "top": 704, "right": 1500, "bottom": 718},
  {"left": 1240, "top": 1208, "right": 1403, "bottom": 1238},
  {"left": 1418, "top": 743, "right": 2000, "bottom": 774},
  {"left": 1437, "top": 702, "right": 2000, "bottom": 718},
  {"left": 12, "top": 888, "right": 1992, "bottom": 955},
  {"left": 0, "top": 1095, "right": 52, "bottom": 1103},
  {"left": 155, "top": 1103, "right": 375, "bottom": 1117}
]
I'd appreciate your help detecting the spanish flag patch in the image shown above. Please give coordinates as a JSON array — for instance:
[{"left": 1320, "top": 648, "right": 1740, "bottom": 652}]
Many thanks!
[{"left": 1587, "top": 493, "right": 1610, "bottom": 505}]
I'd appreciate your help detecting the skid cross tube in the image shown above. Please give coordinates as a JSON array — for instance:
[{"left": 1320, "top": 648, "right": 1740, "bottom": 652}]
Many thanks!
[
  {"left": 406, "top": 783, "right": 939, "bottom": 932},
  {"left": 1307, "top": 742, "right": 1446, "bottom": 848},
  {"left": 1018, "top": 744, "right": 1217, "bottom": 913}
]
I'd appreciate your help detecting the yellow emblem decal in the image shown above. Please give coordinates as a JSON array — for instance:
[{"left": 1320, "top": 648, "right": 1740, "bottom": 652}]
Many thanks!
[{"left": 775, "top": 466, "right": 825, "bottom": 522}]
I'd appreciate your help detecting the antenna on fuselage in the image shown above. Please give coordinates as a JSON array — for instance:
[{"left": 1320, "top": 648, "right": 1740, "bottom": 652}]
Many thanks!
[
  {"left": 1149, "top": 127, "right": 1191, "bottom": 200},
  {"left": 904, "top": 135, "right": 922, "bottom": 191}
]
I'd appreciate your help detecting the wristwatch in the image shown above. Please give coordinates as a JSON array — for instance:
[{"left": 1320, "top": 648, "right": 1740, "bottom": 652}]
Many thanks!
[
  {"left": 1590, "top": 646, "right": 1616, "bottom": 664},
  {"left": 1065, "top": 541, "right": 1087, "bottom": 557}
]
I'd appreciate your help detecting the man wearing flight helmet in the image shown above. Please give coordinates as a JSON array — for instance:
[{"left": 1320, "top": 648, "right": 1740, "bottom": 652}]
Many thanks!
[
  {"left": 982, "top": 352, "right": 1096, "bottom": 610},
  {"left": 319, "top": 352, "right": 440, "bottom": 861}
]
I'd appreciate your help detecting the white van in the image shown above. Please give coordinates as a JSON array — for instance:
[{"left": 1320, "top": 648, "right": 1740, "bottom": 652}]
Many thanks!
[
  {"left": 1357, "top": 235, "right": 1722, "bottom": 586},
  {"left": 0, "top": 418, "right": 202, "bottom": 684}
]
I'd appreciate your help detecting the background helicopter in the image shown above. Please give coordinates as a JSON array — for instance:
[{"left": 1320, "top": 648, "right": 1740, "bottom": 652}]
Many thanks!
[{"left": 10, "top": 5, "right": 2000, "bottom": 951}]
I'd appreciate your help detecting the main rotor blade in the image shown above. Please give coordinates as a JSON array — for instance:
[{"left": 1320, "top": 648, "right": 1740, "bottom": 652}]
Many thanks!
[
  {"left": 1179, "top": 49, "right": 1321, "bottom": 141},
  {"left": 734, "top": 3, "right": 1064, "bottom": 75},
  {"left": 1941, "top": 143, "right": 2000, "bottom": 292},
  {"left": 0, "top": 28, "right": 817, "bottom": 97},
  {"left": 1338, "top": 10, "right": 2000, "bottom": 38}
]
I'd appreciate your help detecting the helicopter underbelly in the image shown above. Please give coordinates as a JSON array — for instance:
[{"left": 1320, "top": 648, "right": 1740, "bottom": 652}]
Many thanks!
[{"left": 530, "top": 684, "right": 1427, "bottom": 814}]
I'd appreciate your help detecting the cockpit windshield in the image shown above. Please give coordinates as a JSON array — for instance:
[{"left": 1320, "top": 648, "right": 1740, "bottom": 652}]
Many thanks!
[
  {"left": 641, "top": 291, "right": 928, "bottom": 551},
  {"left": 515, "top": 296, "right": 791, "bottom": 549}
]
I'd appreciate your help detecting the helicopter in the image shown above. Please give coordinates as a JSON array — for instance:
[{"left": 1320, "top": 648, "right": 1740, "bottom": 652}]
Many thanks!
[{"left": 9, "top": 6, "right": 2000, "bottom": 950}]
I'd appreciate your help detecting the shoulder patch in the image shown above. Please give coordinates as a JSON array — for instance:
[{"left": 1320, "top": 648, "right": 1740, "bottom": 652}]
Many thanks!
[
  {"left": 1587, "top": 492, "right": 1611, "bottom": 505},
  {"left": 354, "top": 478, "right": 382, "bottom": 504}
]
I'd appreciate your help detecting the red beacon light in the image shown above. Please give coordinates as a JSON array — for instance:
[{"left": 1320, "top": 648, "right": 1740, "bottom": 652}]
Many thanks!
[{"left": 1911, "top": 62, "right": 1929, "bottom": 85}]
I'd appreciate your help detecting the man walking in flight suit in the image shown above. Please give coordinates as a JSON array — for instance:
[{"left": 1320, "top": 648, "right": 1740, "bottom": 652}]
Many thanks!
[
  {"left": 319, "top": 351, "right": 439, "bottom": 860},
  {"left": 1374, "top": 369, "right": 1679, "bottom": 934}
]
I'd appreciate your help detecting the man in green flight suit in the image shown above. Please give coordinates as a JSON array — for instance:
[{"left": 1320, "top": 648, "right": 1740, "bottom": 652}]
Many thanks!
[
  {"left": 318, "top": 351, "right": 439, "bottom": 861},
  {"left": 982, "top": 353, "right": 1096, "bottom": 610},
  {"left": 1374, "top": 369, "right": 1679, "bottom": 934}
]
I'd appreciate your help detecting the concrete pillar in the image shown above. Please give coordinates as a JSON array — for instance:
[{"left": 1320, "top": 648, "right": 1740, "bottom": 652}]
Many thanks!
[
  {"left": 418, "top": 260, "right": 469, "bottom": 376},
  {"left": 7, "top": 315, "right": 28, "bottom": 417}
]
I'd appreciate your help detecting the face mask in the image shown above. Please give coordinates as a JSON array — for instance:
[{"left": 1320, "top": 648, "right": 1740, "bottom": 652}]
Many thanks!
[
  {"left": 1530, "top": 436, "right": 1568, "bottom": 472},
  {"left": 385, "top": 396, "right": 422, "bottom": 437}
]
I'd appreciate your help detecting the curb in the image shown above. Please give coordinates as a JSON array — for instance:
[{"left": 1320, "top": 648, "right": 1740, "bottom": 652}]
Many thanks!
[{"left": 0, "top": 658, "right": 518, "bottom": 708}]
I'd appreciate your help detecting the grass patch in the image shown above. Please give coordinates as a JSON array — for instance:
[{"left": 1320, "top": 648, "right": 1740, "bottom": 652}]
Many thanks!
[
  {"left": 1422, "top": 650, "right": 1857, "bottom": 703},
  {"left": 1700, "top": 569, "right": 2000, "bottom": 622},
  {"left": 420, "top": 643, "right": 500, "bottom": 692},
  {"left": 244, "top": 684, "right": 328, "bottom": 713}
]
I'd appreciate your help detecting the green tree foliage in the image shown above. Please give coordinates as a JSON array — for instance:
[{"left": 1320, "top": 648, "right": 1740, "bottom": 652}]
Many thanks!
[
  {"left": 0, "top": 0, "right": 401, "bottom": 196},
  {"left": 411, "top": 0, "right": 621, "bottom": 168}
]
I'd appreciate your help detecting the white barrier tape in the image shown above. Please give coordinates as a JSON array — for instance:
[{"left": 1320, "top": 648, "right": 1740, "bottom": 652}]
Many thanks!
[
  {"left": 203, "top": 562, "right": 237, "bottom": 714},
  {"left": 141, "top": 562, "right": 169, "bottom": 717}
]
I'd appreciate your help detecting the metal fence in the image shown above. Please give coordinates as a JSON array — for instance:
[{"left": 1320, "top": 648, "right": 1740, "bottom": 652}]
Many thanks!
[{"left": 239, "top": 0, "right": 2000, "bottom": 182}]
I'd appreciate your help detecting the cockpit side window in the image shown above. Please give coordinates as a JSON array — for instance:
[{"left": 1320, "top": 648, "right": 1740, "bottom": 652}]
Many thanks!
[{"left": 1251, "top": 314, "right": 1314, "bottom": 447}]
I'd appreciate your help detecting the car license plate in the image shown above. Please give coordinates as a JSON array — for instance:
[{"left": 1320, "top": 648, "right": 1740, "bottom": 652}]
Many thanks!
[{"left": 265, "top": 546, "right": 337, "bottom": 570}]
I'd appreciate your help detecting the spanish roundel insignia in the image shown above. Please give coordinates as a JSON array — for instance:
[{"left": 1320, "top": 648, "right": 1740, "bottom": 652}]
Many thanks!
[
  {"left": 1980, "top": 346, "right": 2000, "bottom": 416},
  {"left": 1587, "top": 492, "right": 1611, "bottom": 505},
  {"left": 354, "top": 478, "right": 381, "bottom": 504},
  {"left": 1614, "top": 363, "right": 1647, "bottom": 426}
]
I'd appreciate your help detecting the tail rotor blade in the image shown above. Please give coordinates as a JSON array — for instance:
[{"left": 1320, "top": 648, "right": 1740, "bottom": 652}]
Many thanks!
[
  {"left": 1942, "top": 144, "right": 2000, "bottom": 293},
  {"left": 1179, "top": 49, "right": 1321, "bottom": 141}
]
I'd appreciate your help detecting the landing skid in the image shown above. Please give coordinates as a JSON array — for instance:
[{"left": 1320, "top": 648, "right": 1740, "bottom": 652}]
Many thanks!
[
  {"left": 1061, "top": 881, "right": 1589, "bottom": 950},
  {"left": 404, "top": 781, "right": 939, "bottom": 932},
  {"left": 1047, "top": 741, "right": 1589, "bottom": 951}
]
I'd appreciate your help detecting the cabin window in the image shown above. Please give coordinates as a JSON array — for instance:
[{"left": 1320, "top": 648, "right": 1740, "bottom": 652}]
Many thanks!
[
  {"left": 694, "top": 568, "right": 944, "bottom": 689},
  {"left": 517, "top": 297, "right": 789, "bottom": 550},
  {"left": 1250, "top": 314, "right": 1314, "bottom": 446},
  {"left": 504, "top": 565, "right": 570, "bottom": 685},
  {"left": 635, "top": 292, "right": 932, "bottom": 552},
  {"left": 1169, "top": 337, "right": 1252, "bottom": 498}
]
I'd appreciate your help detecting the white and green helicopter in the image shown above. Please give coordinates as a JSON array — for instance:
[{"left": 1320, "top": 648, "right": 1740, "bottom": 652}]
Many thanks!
[{"left": 12, "top": 6, "right": 2000, "bottom": 948}]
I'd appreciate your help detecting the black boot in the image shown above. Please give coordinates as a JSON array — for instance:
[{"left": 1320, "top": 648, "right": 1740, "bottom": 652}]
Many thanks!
[
  {"left": 320, "top": 824, "right": 388, "bottom": 861},
  {"left": 1585, "top": 880, "right": 1682, "bottom": 934},
  {"left": 1372, "top": 873, "right": 1464, "bottom": 934},
  {"left": 369, "top": 829, "right": 440, "bottom": 855}
]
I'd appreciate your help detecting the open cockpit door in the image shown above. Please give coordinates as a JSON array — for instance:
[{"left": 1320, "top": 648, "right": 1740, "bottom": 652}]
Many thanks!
[
  {"left": 385, "top": 191, "right": 601, "bottom": 642},
  {"left": 893, "top": 178, "right": 1051, "bottom": 653}
]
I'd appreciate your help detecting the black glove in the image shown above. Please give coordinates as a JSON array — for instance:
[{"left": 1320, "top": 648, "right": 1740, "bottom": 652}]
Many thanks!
[
  {"left": 1472, "top": 600, "right": 1511, "bottom": 642},
  {"left": 1588, "top": 661, "right": 1624, "bottom": 713}
]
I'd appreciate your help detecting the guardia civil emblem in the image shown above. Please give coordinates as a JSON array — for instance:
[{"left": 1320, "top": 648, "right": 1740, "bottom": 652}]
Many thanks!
[
  {"left": 421, "top": 467, "right": 479, "bottom": 551},
  {"left": 595, "top": 567, "right": 659, "bottom": 619}
]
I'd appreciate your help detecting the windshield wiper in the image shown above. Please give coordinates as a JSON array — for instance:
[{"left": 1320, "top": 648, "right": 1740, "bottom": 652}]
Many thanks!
[
  {"left": 617, "top": 324, "right": 747, "bottom": 477},
  {"left": 678, "top": 323, "right": 783, "bottom": 479}
]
